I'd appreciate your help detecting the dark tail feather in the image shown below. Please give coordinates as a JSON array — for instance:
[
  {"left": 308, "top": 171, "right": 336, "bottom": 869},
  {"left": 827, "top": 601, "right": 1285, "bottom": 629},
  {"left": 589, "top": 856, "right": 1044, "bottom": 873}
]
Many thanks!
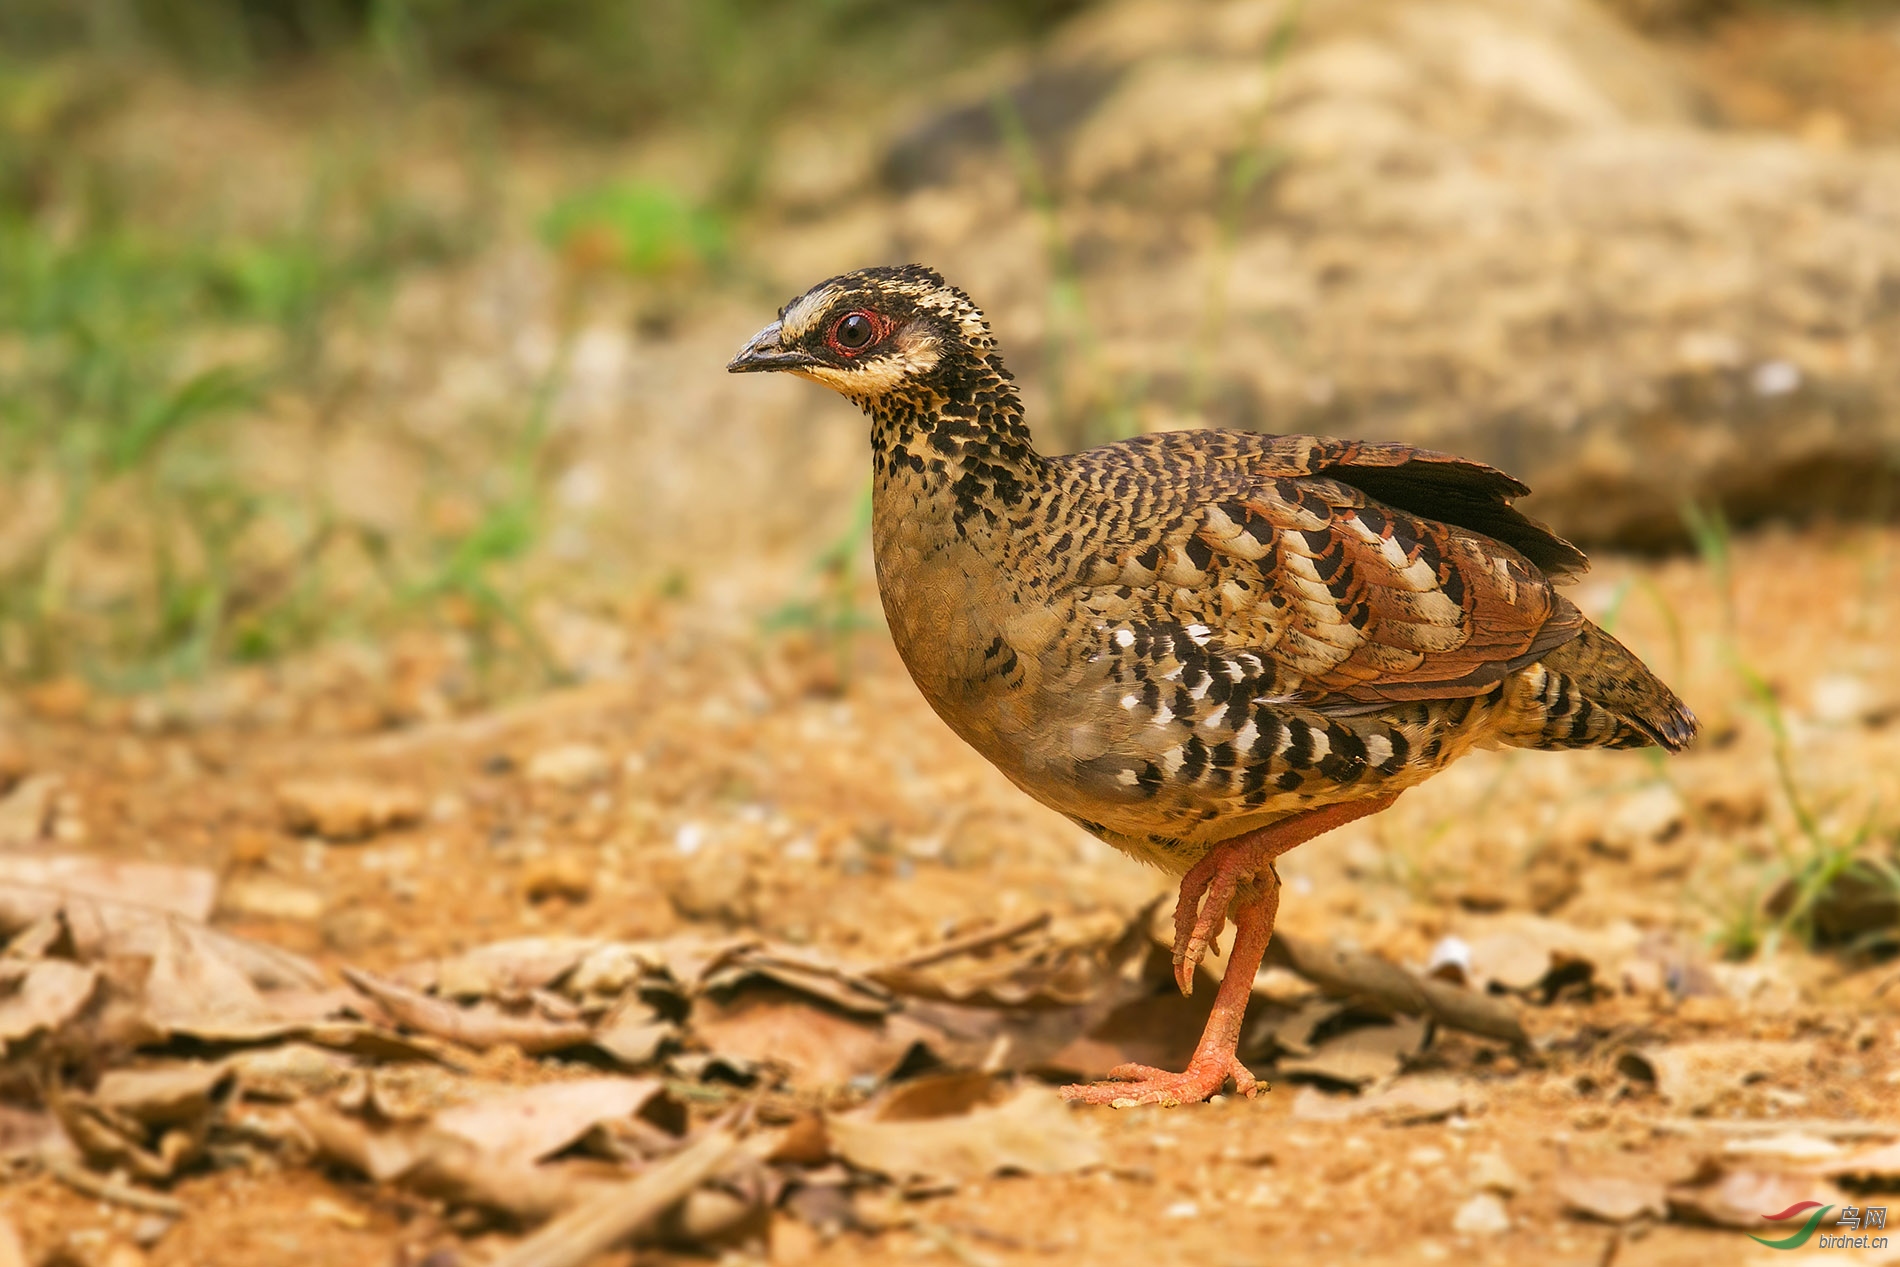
[{"left": 1533, "top": 621, "right": 1698, "bottom": 753}]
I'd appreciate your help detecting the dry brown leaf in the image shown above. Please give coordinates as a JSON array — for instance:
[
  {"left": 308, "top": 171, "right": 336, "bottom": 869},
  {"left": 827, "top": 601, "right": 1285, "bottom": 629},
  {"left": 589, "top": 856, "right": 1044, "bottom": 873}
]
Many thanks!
[
  {"left": 691, "top": 986, "right": 930, "bottom": 1087},
  {"left": 1666, "top": 1160, "right": 1848, "bottom": 1230},
  {"left": 0, "top": 960, "right": 98, "bottom": 1049},
  {"left": 1460, "top": 914, "right": 1641, "bottom": 994},
  {"left": 1618, "top": 1040, "right": 1817, "bottom": 1111},
  {"left": 590, "top": 997, "right": 676, "bottom": 1067},
  {"left": 401, "top": 936, "right": 604, "bottom": 998},
  {"left": 50, "top": 1079, "right": 206, "bottom": 1182},
  {"left": 1289, "top": 1075, "right": 1471, "bottom": 1124},
  {"left": 93, "top": 1061, "right": 233, "bottom": 1125},
  {"left": 0, "top": 885, "right": 326, "bottom": 995},
  {"left": 1277, "top": 1015, "right": 1428, "bottom": 1087},
  {"left": 868, "top": 914, "right": 1112, "bottom": 1010},
  {"left": 702, "top": 947, "right": 895, "bottom": 1018},
  {"left": 226, "top": 1044, "right": 358, "bottom": 1101},
  {"left": 1255, "top": 997, "right": 1342, "bottom": 1059},
  {"left": 0, "top": 775, "right": 60, "bottom": 848},
  {"left": 1555, "top": 1170, "right": 1669, "bottom": 1223},
  {"left": 0, "top": 1103, "right": 64, "bottom": 1161},
  {"left": 1819, "top": 1139, "right": 1900, "bottom": 1181},
  {"left": 1723, "top": 1132, "right": 1846, "bottom": 1162},
  {"left": 0, "top": 1215, "right": 25, "bottom": 1267},
  {"left": 141, "top": 914, "right": 290, "bottom": 1038},
  {"left": 342, "top": 966, "right": 592, "bottom": 1054},
  {"left": 566, "top": 942, "right": 679, "bottom": 998},
  {"left": 826, "top": 1084, "right": 1101, "bottom": 1186},
  {"left": 431, "top": 1077, "right": 675, "bottom": 1162},
  {"left": 0, "top": 853, "right": 216, "bottom": 921},
  {"left": 294, "top": 1103, "right": 607, "bottom": 1222},
  {"left": 1044, "top": 989, "right": 1210, "bottom": 1080}
]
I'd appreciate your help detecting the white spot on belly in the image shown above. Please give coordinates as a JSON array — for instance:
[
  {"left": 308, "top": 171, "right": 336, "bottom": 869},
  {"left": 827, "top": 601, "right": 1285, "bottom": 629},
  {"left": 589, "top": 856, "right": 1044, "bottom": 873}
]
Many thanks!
[
  {"left": 1185, "top": 624, "right": 1212, "bottom": 646},
  {"left": 1115, "top": 629, "right": 1136, "bottom": 648},
  {"left": 1154, "top": 703, "right": 1174, "bottom": 725},
  {"left": 1365, "top": 733, "right": 1394, "bottom": 766},
  {"left": 1121, "top": 693, "right": 1140, "bottom": 711},
  {"left": 1161, "top": 746, "right": 1186, "bottom": 776},
  {"left": 1234, "top": 719, "right": 1259, "bottom": 751},
  {"left": 1118, "top": 768, "right": 1139, "bottom": 786}
]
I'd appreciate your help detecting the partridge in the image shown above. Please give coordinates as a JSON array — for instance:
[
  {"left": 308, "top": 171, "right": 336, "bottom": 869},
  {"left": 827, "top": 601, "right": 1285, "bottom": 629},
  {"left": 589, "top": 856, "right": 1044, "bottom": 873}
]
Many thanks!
[{"left": 729, "top": 265, "right": 1697, "bottom": 1107}]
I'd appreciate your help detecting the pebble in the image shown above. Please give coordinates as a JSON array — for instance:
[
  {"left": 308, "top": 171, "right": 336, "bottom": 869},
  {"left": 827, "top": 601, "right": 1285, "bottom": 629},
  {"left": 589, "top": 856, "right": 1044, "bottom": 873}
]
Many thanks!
[
  {"left": 0, "top": 773, "right": 61, "bottom": 847},
  {"left": 1468, "top": 1150, "right": 1521, "bottom": 1196},
  {"left": 521, "top": 852, "right": 594, "bottom": 903},
  {"left": 663, "top": 847, "right": 751, "bottom": 922},
  {"left": 322, "top": 904, "right": 393, "bottom": 952},
  {"left": 1452, "top": 1192, "right": 1510, "bottom": 1235},
  {"left": 131, "top": 1217, "right": 173, "bottom": 1248},
  {"left": 278, "top": 777, "right": 424, "bottom": 841},
  {"left": 525, "top": 742, "right": 613, "bottom": 790},
  {"left": 219, "top": 875, "right": 327, "bottom": 922}
]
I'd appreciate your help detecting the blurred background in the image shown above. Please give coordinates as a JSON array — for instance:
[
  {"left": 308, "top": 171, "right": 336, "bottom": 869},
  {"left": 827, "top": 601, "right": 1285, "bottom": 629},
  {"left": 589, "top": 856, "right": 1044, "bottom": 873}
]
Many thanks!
[{"left": 1, "top": 0, "right": 1895, "bottom": 695}]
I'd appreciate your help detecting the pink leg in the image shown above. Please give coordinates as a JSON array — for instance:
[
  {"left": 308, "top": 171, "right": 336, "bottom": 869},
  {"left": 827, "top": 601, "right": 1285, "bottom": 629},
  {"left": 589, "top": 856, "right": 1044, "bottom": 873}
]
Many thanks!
[{"left": 1061, "top": 794, "right": 1400, "bottom": 1108}]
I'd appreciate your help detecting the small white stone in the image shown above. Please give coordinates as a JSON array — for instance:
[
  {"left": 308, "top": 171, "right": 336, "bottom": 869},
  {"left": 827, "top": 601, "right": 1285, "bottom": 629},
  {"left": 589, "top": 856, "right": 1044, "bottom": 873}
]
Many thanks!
[
  {"left": 674, "top": 821, "right": 707, "bottom": 856},
  {"left": 1469, "top": 1151, "right": 1521, "bottom": 1195},
  {"left": 525, "top": 743, "right": 613, "bottom": 790},
  {"left": 1452, "top": 1192, "right": 1510, "bottom": 1236},
  {"left": 1750, "top": 359, "right": 1801, "bottom": 396},
  {"left": 1428, "top": 935, "right": 1472, "bottom": 979}
]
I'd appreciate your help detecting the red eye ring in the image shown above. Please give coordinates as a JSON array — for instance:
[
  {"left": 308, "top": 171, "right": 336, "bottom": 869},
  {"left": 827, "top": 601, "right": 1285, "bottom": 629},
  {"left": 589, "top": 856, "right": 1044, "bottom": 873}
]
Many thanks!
[{"left": 826, "top": 310, "right": 886, "bottom": 357}]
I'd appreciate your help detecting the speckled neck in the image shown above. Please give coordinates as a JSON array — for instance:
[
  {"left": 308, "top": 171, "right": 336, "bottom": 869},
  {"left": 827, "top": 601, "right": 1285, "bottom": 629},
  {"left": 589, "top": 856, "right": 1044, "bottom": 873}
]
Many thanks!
[{"left": 864, "top": 345, "right": 1049, "bottom": 529}]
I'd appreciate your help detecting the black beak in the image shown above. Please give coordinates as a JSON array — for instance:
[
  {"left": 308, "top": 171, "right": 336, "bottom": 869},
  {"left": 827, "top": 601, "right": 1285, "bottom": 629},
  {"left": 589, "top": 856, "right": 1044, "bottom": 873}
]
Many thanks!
[{"left": 726, "top": 321, "right": 812, "bottom": 373}]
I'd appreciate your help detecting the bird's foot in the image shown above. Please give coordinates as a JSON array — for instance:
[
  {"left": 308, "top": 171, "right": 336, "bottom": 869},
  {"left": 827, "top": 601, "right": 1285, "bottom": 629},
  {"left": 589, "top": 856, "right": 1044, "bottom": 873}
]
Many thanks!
[
  {"left": 1059, "top": 1053, "right": 1259, "bottom": 1108},
  {"left": 1169, "top": 845, "right": 1259, "bottom": 996}
]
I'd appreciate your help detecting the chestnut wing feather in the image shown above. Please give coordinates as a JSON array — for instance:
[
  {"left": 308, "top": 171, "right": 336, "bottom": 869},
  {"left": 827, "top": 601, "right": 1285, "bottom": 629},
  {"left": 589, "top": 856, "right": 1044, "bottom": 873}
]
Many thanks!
[{"left": 1084, "top": 441, "right": 1582, "bottom": 709}]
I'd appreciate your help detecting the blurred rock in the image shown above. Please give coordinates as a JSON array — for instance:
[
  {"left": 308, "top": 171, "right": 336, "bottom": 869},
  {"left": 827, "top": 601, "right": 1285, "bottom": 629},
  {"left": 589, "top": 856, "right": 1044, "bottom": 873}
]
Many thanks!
[
  {"left": 278, "top": 777, "right": 424, "bottom": 841},
  {"left": 1451, "top": 1192, "right": 1511, "bottom": 1236},
  {"left": 0, "top": 774, "right": 59, "bottom": 847},
  {"left": 526, "top": 743, "right": 614, "bottom": 790},
  {"left": 876, "top": 0, "right": 1900, "bottom": 548},
  {"left": 1556, "top": 1170, "right": 1668, "bottom": 1223},
  {"left": 219, "top": 876, "right": 327, "bottom": 923},
  {"left": 1469, "top": 1150, "right": 1521, "bottom": 1196},
  {"left": 323, "top": 905, "right": 394, "bottom": 953},
  {"left": 521, "top": 852, "right": 595, "bottom": 904}
]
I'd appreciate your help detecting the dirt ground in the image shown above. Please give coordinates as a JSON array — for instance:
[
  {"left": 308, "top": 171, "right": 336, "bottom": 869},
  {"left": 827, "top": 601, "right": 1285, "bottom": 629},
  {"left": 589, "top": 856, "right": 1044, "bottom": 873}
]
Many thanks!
[{"left": 3, "top": 520, "right": 1898, "bottom": 1267}]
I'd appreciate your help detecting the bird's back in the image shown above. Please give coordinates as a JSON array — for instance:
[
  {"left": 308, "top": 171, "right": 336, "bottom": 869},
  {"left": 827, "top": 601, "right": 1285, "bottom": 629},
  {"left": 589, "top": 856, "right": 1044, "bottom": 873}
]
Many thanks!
[{"left": 873, "top": 426, "right": 1695, "bottom": 875}]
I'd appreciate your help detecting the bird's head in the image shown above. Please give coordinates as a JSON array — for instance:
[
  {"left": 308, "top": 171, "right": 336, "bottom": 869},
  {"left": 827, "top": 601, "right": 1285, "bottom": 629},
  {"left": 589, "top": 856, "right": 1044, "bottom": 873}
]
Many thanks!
[{"left": 726, "top": 264, "right": 996, "bottom": 402}]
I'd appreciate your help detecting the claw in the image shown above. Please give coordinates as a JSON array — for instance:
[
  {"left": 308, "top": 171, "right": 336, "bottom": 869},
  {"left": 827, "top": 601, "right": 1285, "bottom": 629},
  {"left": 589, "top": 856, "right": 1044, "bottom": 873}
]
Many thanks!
[{"left": 1169, "top": 847, "right": 1246, "bottom": 995}]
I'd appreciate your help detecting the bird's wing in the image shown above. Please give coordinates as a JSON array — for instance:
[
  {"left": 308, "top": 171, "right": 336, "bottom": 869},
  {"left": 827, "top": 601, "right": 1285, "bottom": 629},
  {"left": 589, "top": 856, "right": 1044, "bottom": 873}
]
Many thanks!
[
  {"left": 1234, "top": 433, "right": 1587, "bottom": 579},
  {"left": 1073, "top": 444, "right": 1583, "bottom": 709}
]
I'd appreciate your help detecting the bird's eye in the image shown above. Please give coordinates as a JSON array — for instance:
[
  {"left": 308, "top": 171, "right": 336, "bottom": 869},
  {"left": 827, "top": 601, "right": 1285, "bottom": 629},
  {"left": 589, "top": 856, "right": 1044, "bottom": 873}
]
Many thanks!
[{"left": 831, "top": 311, "right": 877, "bottom": 353}]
